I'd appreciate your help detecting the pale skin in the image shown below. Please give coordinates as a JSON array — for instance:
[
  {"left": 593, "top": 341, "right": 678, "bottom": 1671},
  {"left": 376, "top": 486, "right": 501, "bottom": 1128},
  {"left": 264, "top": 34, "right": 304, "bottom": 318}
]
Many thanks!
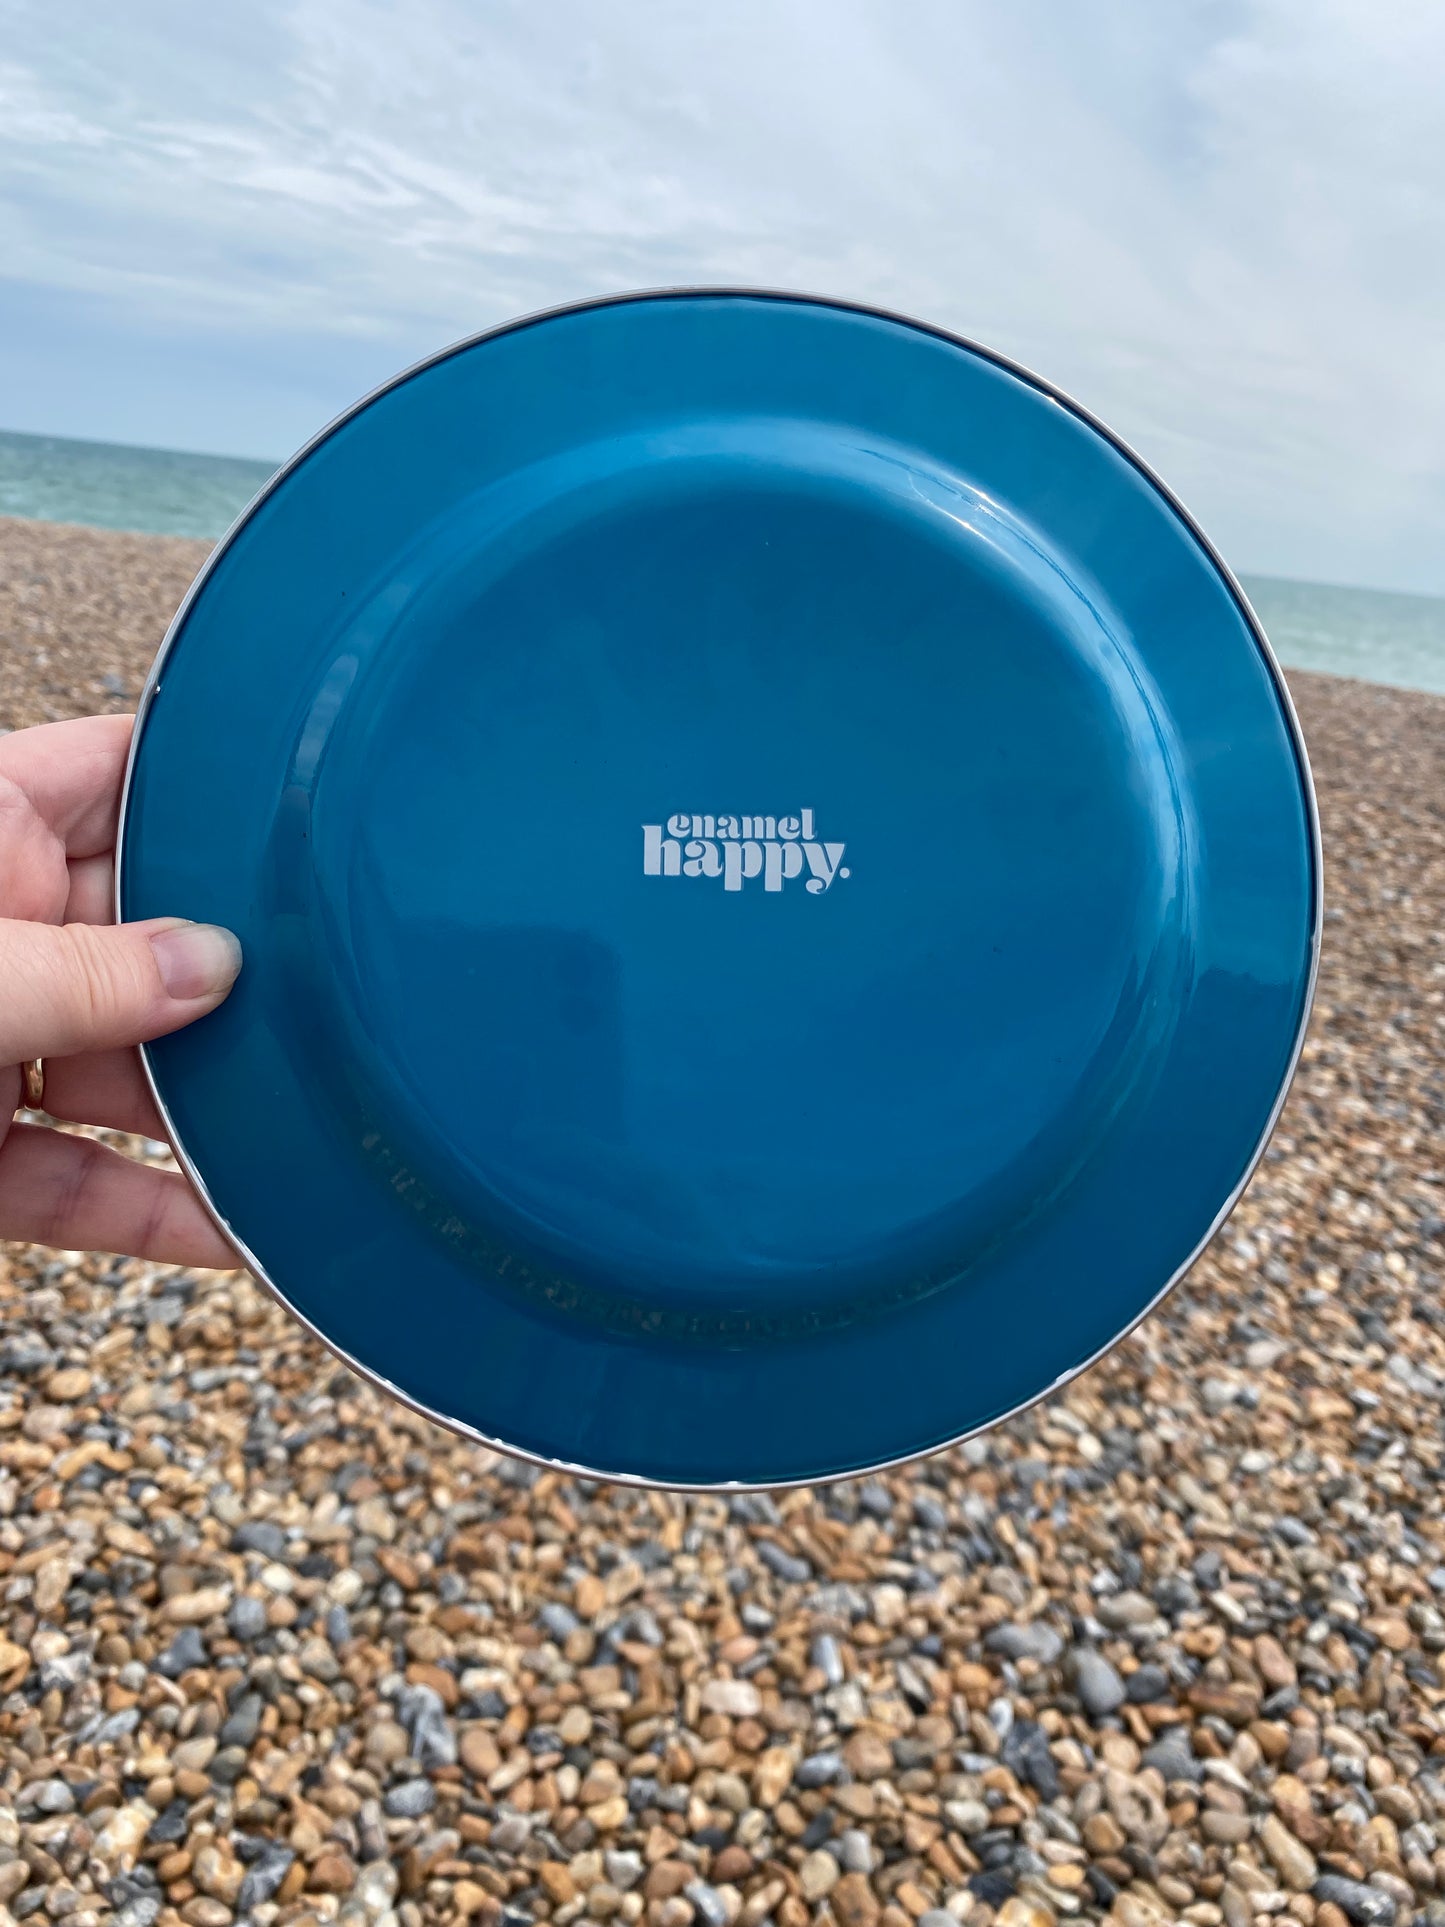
[{"left": 0, "top": 714, "right": 243, "bottom": 1266}]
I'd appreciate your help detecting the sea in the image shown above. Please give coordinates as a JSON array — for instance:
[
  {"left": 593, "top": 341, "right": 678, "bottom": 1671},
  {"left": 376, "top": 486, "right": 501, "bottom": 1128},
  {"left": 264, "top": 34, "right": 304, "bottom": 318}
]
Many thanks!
[{"left": 3, "top": 426, "right": 1443, "bottom": 695}]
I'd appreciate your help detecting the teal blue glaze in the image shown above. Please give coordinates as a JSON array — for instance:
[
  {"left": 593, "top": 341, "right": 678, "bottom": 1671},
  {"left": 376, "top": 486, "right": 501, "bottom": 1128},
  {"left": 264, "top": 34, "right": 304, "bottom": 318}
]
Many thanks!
[{"left": 119, "top": 293, "right": 1316, "bottom": 1486}]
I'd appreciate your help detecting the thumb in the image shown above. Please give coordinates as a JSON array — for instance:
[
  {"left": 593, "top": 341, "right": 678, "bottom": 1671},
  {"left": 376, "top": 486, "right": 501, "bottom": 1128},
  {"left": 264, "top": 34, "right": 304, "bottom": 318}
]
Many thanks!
[{"left": 0, "top": 917, "right": 242, "bottom": 1065}]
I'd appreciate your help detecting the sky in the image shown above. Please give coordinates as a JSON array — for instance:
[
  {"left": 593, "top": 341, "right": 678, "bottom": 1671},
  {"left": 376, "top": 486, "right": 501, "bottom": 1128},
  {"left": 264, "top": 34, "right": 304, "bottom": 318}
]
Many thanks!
[{"left": 2, "top": 0, "right": 1444, "bottom": 594}]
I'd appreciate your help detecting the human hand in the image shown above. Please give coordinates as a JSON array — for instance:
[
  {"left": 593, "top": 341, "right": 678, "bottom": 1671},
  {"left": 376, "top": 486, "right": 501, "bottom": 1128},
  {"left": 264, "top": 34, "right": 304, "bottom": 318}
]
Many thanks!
[{"left": 0, "top": 714, "right": 242, "bottom": 1266}]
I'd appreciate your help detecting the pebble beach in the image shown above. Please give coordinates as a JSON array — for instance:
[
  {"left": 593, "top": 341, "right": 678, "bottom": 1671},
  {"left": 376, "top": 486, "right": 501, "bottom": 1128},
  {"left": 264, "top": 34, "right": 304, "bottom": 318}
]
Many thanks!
[{"left": 0, "top": 514, "right": 1443, "bottom": 1927}]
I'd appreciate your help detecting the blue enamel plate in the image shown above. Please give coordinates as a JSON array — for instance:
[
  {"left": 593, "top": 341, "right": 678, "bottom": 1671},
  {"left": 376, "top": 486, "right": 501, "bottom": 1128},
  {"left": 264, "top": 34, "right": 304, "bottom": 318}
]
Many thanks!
[{"left": 119, "top": 291, "right": 1319, "bottom": 1488}]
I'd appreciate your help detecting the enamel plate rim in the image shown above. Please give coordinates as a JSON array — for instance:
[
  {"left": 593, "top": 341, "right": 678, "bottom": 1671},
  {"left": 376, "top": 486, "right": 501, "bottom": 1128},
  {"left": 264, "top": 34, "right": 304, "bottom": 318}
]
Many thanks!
[{"left": 114, "top": 286, "right": 1324, "bottom": 1492}]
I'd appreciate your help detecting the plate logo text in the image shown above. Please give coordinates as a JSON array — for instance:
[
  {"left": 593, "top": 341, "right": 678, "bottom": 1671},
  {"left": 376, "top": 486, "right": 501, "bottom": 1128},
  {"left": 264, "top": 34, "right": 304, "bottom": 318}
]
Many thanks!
[{"left": 642, "top": 809, "right": 849, "bottom": 894}]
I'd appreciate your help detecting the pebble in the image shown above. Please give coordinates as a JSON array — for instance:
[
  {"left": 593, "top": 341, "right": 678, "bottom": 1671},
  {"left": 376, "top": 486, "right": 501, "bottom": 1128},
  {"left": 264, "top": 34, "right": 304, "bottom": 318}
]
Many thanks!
[
  {"left": 811, "top": 1631, "right": 845, "bottom": 1684},
  {"left": 155, "top": 1625, "right": 207, "bottom": 1677},
  {"left": 538, "top": 1600, "right": 580, "bottom": 1640},
  {"left": 757, "top": 1541, "right": 812, "bottom": 1584},
  {"left": 700, "top": 1678, "right": 761, "bottom": 1718},
  {"left": 225, "top": 1594, "right": 268, "bottom": 1640},
  {"left": 1124, "top": 1661, "right": 1171, "bottom": 1702},
  {"left": 1142, "top": 1732, "right": 1202, "bottom": 1784},
  {"left": 1068, "top": 1646, "right": 1126, "bottom": 1716},
  {"left": 217, "top": 1690, "right": 263, "bottom": 1749},
  {"left": 1105, "top": 1768, "right": 1170, "bottom": 1850},
  {"left": 231, "top": 1518, "right": 287, "bottom": 1558},
  {"left": 0, "top": 1866, "right": 30, "bottom": 1906},
  {"left": 838, "top": 1828, "right": 874, "bottom": 1873},
  {"left": 684, "top": 1880, "right": 730, "bottom": 1927},
  {"left": 382, "top": 1779, "right": 435, "bottom": 1818},
  {"left": 0, "top": 568, "right": 1441, "bottom": 1927},
  {"left": 91, "top": 1805, "right": 152, "bottom": 1871},
  {"left": 17, "top": 1778, "right": 73, "bottom": 1814},
  {"left": 354, "top": 1862, "right": 399, "bottom": 1914},
  {"left": 396, "top": 1681, "right": 455, "bottom": 1767},
  {"left": 795, "top": 1750, "right": 843, "bottom": 1787},
  {"left": 236, "top": 1843, "right": 294, "bottom": 1910},
  {"left": 800, "top": 1850, "right": 841, "bottom": 1899},
  {"left": 170, "top": 1734, "right": 217, "bottom": 1774},
  {"left": 986, "top": 1622, "right": 1065, "bottom": 1666},
  {"left": 1312, "top": 1878, "right": 1398, "bottom": 1926},
  {"left": 1095, "top": 1589, "right": 1155, "bottom": 1629},
  {"left": 1261, "top": 1811, "right": 1317, "bottom": 1890},
  {"left": 162, "top": 1584, "right": 230, "bottom": 1623},
  {"left": 833, "top": 1871, "right": 882, "bottom": 1927},
  {"left": 489, "top": 1814, "right": 531, "bottom": 1854},
  {"left": 605, "top": 1851, "right": 644, "bottom": 1891},
  {"left": 113, "top": 1904, "right": 160, "bottom": 1927},
  {"left": 996, "top": 1902, "right": 1057, "bottom": 1927}
]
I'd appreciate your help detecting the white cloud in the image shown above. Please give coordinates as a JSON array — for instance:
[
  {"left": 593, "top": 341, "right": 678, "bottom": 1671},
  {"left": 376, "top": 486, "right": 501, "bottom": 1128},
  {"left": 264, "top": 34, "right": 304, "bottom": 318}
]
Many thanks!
[{"left": 1, "top": 0, "right": 1442, "bottom": 590}]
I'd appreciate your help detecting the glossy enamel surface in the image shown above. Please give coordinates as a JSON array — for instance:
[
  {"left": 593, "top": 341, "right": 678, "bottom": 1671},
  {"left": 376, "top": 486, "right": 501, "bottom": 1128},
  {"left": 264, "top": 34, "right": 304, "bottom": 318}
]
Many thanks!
[{"left": 119, "top": 292, "right": 1317, "bottom": 1486}]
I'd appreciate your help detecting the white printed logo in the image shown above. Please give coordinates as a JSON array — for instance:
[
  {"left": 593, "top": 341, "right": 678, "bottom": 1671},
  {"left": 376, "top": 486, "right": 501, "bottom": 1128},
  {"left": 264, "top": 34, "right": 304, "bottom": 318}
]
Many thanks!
[{"left": 642, "top": 809, "right": 849, "bottom": 894}]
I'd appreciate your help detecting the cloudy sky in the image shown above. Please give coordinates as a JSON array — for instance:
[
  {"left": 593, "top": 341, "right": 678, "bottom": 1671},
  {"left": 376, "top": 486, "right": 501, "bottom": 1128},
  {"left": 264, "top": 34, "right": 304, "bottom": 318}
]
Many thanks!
[{"left": 3, "top": 0, "right": 1443, "bottom": 592}]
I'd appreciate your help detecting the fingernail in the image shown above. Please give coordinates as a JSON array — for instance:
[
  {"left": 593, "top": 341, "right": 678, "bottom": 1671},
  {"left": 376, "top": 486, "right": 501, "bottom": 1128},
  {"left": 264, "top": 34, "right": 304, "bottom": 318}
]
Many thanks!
[{"left": 150, "top": 922, "right": 243, "bottom": 1001}]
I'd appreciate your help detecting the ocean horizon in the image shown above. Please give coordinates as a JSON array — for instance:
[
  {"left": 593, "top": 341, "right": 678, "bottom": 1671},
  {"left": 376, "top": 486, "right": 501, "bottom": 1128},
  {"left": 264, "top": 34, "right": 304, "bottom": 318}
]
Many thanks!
[{"left": 3, "top": 424, "right": 1443, "bottom": 696}]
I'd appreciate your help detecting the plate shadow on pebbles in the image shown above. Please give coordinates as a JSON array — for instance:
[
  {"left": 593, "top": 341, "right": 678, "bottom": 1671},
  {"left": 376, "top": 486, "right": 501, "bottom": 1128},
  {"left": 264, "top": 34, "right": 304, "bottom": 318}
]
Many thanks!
[{"left": 1, "top": 516, "right": 1444, "bottom": 1927}]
